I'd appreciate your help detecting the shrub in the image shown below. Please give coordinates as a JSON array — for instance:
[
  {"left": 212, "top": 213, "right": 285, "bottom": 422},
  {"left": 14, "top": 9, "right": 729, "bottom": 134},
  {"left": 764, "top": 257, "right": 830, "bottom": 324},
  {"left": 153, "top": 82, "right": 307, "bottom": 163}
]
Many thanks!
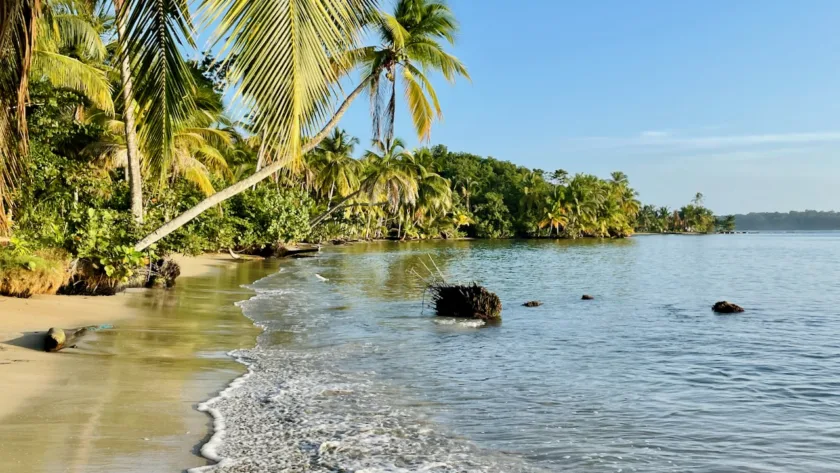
[{"left": 229, "top": 187, "right": 314, "bottom": 251}]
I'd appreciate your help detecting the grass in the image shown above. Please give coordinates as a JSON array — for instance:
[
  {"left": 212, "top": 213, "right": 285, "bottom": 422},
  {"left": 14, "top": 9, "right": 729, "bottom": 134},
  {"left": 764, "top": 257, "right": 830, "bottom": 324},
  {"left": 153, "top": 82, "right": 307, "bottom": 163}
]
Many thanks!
[{"left": 0, "top": 248, "right": 69, "bottom": 298}]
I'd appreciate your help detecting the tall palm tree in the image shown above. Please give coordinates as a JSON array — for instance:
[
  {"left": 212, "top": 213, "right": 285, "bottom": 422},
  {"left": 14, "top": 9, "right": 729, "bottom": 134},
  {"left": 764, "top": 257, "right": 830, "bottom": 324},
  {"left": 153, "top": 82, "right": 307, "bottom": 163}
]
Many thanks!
[
  {"left": 0, "top": 0, "right": 39, "bottom": 233},
  {"left": 312, "top": 128, "right": 361, "bottom": 209},
  {"left": 353, "top": 0, "right": 469, "bottom": 142}
]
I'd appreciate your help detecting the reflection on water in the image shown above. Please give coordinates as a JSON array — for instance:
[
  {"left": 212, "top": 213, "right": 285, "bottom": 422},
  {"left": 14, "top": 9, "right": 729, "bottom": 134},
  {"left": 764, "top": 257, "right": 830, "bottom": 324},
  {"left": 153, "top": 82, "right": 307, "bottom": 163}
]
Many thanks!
[
  {"left": 217, "top": 235, "right": 840, "bottom": 472},
  {"left": 0, "top": 260, "right": 276, "bottom": 473}
]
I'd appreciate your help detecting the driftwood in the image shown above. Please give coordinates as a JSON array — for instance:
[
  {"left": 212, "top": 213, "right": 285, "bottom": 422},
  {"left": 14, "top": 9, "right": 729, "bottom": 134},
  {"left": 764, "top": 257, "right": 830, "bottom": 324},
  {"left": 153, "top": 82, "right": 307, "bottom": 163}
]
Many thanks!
[
  {"left": 429, "top": 283, "right": 502, "bottom": 321},
  {"left": 275, "top": 245, "right": 321, "bottom": 258},
  {"left": 43, "top": 325, "right": 112, "bottom": 352},
  {"left": 45, "top": 327, "right": 90, "bottom": 352},
  {"left": 523, "top": 300, "right": 542, "bottom": 307}
]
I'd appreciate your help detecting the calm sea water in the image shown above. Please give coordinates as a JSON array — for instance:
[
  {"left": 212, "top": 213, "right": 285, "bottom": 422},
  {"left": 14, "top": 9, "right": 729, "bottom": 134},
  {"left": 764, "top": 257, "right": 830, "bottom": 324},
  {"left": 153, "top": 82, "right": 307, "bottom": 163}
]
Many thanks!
[{"left": 199, "top": 234, "right": 840, "bottom": 472}]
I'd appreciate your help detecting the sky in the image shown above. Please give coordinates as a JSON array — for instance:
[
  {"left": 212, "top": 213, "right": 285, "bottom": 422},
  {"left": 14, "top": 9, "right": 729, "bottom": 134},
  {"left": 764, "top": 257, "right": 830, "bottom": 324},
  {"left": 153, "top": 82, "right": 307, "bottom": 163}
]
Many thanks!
[{"left": 331, "top": 0, "right": 840, "bottom": 214}]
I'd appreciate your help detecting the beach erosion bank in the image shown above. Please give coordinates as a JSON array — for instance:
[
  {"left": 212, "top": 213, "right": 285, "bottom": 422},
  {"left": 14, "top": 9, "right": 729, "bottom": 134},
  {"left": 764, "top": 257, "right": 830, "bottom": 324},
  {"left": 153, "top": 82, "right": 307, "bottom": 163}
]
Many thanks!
[{"left": 0, "top": 254, "right": 273, "bottom": 473}]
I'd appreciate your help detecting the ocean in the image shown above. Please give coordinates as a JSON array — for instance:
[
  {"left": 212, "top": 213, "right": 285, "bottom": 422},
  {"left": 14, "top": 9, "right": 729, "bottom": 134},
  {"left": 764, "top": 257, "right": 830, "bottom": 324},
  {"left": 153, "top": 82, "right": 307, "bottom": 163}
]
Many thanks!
[{"left": 194, "top": 234, "right": 840, "bottom": 472}]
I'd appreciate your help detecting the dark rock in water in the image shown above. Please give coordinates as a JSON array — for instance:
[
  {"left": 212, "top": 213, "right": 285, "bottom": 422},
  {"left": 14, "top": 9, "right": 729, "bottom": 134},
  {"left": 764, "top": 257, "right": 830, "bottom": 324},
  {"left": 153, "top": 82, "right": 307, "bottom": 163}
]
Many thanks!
[
  {"left": 581, "top": 294, "right": 595, "bottom": 300},
  {"left": 713, "top": 301, "right": 744, "bottom": 313},
  {"left": 429, "top": 283, "right": 502, "bottom": 321},
  {"left": 522, "top": 300, "right": 542, "bottom": 307}
]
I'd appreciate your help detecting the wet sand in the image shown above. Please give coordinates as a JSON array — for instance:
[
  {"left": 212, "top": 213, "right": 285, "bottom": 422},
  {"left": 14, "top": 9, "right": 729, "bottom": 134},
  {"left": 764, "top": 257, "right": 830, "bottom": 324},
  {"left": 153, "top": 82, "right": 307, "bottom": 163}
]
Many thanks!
[{"left": 0, "top": 254, "right": 276, "bottom": 473}]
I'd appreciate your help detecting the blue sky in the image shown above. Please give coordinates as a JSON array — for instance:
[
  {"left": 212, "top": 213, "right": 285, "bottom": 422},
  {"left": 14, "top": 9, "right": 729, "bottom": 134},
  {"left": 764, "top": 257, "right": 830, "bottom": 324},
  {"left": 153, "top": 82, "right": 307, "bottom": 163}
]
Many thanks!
[{"left": 330, "top": 0, "right": 840, "bottom": 214}]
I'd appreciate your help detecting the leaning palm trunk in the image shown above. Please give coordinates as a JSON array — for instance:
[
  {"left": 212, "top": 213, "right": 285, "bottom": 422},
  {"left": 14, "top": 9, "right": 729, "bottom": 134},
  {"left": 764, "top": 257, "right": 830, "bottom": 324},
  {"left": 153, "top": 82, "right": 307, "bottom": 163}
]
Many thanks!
[
  {"left": 134, "top": 71, "right": 378, "bottom": 251},
  {"left": 114, "top": 0, "right": 143, "bottom": 224}
]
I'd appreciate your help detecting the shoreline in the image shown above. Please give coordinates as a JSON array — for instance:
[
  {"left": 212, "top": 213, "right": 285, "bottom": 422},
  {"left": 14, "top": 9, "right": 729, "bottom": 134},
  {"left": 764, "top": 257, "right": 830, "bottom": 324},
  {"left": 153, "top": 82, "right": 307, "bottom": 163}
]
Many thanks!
[
  {"left": 0, "top": 253, "right": 269, "bottom": 472},
  {"left": 0, "top": 254, "right": 235, "bottom": 420}
]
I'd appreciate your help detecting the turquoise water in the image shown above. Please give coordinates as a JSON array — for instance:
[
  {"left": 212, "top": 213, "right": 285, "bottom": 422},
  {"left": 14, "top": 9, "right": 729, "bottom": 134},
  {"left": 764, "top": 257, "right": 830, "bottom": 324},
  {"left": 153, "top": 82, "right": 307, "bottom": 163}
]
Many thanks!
[{"left": 202, "top": 234, "right": 840, "bottom": 472}]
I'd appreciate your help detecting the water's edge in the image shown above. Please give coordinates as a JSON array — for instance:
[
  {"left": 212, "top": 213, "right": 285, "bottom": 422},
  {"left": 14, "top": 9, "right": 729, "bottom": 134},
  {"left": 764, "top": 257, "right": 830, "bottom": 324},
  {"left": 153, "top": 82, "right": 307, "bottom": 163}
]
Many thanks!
[{"left": 187, "top": 270, "right": 277, "bottom": 473}]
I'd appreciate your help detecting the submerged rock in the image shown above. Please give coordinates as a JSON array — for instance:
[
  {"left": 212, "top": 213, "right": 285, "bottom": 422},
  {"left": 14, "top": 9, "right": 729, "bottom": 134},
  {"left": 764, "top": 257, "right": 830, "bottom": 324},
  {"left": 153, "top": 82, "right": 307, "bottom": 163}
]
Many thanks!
[
  {"left": 581, "top": 294, "right": 595, "bottom": 300},
  {"left": 429, "top": 283, "right": 502, "bottom": 321},
  {"left": 713, "top": 301, "right": 744, "bottom": 313},
  {"left": 522, "top": 300, "right": 542, "bottom": 307}
]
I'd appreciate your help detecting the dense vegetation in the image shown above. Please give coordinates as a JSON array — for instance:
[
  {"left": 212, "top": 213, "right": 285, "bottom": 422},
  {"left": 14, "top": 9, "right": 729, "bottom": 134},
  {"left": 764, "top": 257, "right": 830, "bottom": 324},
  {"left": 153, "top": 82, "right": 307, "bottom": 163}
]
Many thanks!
[
  {"left": 635, "top": 193, "right": 734, "bottom": 234},
  {"left": 0, "top": 0, "right": 722, "bottom": 296},
  {"left": 732, "top": 211, "right": 840, "bottom": 231}
]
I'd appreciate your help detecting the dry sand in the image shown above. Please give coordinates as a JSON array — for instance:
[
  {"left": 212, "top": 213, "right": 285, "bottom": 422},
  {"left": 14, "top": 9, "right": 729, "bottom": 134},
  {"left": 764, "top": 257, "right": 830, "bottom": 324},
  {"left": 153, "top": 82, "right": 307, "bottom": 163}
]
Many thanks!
[{"left": 0, "top": 253, "right": 267, "bottom": 473}]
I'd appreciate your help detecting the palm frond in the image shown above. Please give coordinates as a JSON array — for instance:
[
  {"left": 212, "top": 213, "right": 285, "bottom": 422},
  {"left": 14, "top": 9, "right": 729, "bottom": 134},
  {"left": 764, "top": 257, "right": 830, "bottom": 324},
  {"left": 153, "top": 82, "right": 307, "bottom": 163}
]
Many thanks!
[
  {"left": 401, "top": 66, "right": 433, "bottom": 141},
  {"left": 378, "top": 12, "right": 409, "bottom": 49},
  {"left": 121, "top": 0, "right": 198, "bottom": 182},
  {"left": 200, "top": 0, "right": 376, "bottom": 172},
  {"left": 46, "top": 13, "right": 107, "bottom": 61},
  {"left": 33, "top": 50, "right": 114, "bottom": 112}
]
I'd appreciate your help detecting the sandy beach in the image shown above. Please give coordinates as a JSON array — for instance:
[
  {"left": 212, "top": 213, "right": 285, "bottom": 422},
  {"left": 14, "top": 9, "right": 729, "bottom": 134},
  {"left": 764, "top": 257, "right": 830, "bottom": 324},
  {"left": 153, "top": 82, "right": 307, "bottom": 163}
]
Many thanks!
[{"left": 0, "top": 254, "right": 271, "bottom": 473}]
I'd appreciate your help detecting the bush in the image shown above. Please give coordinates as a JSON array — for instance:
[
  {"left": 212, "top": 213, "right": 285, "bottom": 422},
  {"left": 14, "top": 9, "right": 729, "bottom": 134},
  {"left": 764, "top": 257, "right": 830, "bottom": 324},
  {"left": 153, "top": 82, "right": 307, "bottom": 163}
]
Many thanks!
[
  {"left": 0, "top": 247, "right": 69, "bottom": 298},
  {"left": 229, "top": 186, "right": 314, "bottom": 250}
]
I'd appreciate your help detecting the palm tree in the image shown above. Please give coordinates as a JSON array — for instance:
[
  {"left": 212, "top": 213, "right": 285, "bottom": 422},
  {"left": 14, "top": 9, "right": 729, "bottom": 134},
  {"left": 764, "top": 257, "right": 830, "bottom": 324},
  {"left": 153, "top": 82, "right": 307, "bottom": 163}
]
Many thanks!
[
  {"left": 457, "top": 176, "right": 478, "bottom": 212},
  {"left": 352, "top": 0, "right": 469, "bottom": 142},
  {"left": 1, "top": 1, "right": 35, "bottom": 233},
  {"left": 116, "top": 0, "right": 201, "bottom": 223},
  {"left": 410, "top": 169, "right": 451, "bottom": 235},
  {"left": 312, "top": 129, "right": 361, "bottom": 209},
  {"left": 309, "top": 137, "right": 419, "bottom": 227},
  {"left": 112, "top": 0, "right": 144, "bottom": 223},
  {"left": 539, "top": 194, "right": 569, "bottom": 237}
]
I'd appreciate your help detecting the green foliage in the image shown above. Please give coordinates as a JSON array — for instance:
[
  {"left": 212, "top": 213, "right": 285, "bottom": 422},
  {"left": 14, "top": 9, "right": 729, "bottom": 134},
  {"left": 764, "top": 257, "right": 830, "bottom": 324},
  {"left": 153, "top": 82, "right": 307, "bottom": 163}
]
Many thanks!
[
  {"left": 717, "top": 215, "right": 736, "bottom": 232},
  {"left": 635, "top": 199, "right": 718, "bottom": 234},
  {"left": 230, "top": 187, "right": 314, "bottom": 250},
  {"left": 473, "top": 193, "right": 513, "bottom": 238}
]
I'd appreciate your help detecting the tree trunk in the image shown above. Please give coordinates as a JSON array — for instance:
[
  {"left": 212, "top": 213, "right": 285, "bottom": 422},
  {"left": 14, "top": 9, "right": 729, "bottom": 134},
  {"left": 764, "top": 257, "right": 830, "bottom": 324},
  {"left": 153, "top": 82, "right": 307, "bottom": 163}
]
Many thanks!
[
  {"left": 327, "top": 183, "right": 335, "bottom": 211},
  {"left": 134, "top": 71, "right": 379, "bottom": 251},
  {"left": 114, "top": 0, "right": 143, "bottom": 224},
  {"left": 252, "top": 130, "right": 267, "bottom": 190}
]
